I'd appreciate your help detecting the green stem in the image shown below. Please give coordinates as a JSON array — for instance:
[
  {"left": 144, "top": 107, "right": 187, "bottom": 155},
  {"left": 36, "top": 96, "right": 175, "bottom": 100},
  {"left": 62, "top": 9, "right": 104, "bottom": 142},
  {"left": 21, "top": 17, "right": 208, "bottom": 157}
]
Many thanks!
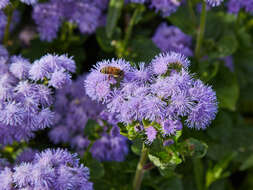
[
  {"left": 193, "top": 158, "right": 205, "bottom": 190},
  {"left": 123, "top": 7, "right": 142, "bottom": 51},
  {"left": 133, "top": 144, "right": 148, "bottom": 190},
  {"left": 195, "top": 1, "right": 207, "bottom": 59},
  {"left": 3, "top": 5, "right": 14, "bottom": 47},
  {"left": 188, "top": 0, "right": 197, "bottom": 25}
]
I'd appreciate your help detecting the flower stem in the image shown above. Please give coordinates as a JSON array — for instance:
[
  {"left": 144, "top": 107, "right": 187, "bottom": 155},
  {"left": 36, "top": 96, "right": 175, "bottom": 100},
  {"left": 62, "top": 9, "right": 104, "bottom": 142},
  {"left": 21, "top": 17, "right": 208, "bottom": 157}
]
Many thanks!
[
  {"left": 133, "top": 144, "right": 148, "bottom": 190},
  {"left": 3, "top": 5, "right": 14, "bottom": 47},
  {"left": 123, "top": 7, "right": 142, "bottom": 51},
  {"left": 195, "top": 1, "right": 207, "bottom": 59}
]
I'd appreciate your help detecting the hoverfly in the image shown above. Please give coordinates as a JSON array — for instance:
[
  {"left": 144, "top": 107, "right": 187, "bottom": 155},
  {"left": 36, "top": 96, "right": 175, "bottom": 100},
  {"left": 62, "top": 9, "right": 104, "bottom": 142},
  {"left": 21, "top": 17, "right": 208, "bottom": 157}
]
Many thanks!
[{"left": 100, "top": 66, "right": 124, "bottom": 79}]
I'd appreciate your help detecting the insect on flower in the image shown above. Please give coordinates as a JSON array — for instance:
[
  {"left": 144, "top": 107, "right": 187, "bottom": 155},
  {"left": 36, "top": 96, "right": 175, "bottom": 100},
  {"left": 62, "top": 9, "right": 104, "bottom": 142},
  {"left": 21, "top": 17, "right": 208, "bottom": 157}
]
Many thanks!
[{"left": 100, "top": 66, "right": 124, "bottom": 79}]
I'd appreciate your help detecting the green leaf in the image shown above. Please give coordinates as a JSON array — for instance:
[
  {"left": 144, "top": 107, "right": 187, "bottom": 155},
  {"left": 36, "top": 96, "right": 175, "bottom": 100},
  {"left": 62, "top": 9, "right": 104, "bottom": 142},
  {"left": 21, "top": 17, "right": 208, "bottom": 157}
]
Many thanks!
[
  {"left": 240, "top": 154, "right": 253, "bottom": 171},
  {"left": 181, "top": 138, "right": 208, "bottom": 159},
  {"left": 131, "top": 138, "right": 142, "bottom": 155},
  {"left": 211, "top": 65, "right": 239, "bottom": 111},
  {"left": 96, "top": 27, "right": 122, "bottom": 53},
  {"left": 168, "top": 5, "right": 196, "bottom": 35},
  {"left": 210, "top": 34, "right": 238, "bottom": 58},
  {"left": 128, "top": 37, "right": 160, "bottom": 62},
  {"left": 86, "top": 157, "right": 105, "bottom": 179},
  {"left": 206, "top": 153, "right": 236, "bottom": 188},
  {"left": 84, "top": 119, "right": 99, "bottom": 138},
  {"left": 106, "top": 0, "right": 124, "bottom": 38}
]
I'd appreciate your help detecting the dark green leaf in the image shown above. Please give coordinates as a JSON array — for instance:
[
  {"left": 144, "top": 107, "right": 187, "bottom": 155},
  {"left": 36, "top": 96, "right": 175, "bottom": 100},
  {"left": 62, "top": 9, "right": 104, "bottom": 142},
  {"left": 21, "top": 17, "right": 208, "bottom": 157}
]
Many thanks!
[{"left": 106, "top": 0, "right": 124, "bottom": 38}]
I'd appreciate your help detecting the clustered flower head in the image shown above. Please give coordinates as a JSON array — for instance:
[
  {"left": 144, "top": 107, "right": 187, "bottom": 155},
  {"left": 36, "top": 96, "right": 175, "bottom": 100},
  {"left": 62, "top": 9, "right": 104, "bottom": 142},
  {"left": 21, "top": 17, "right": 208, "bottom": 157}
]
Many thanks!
[
  {"left": 85, "top": 51, "right": 218, "bottom": 143},
  {"left": 0, "top": 46, "right": 75, "bottom": 145},
  {"left": 32, "top": 0, "right": 108, "bottom": 42},
  {"left": 150, "top": 0, "right": 182, "bottom": 16},
  {"left": 50, "top": 75, "right": 129, "bottom": 162},
  {"left": 0, "top": 148, "right": 93, "bottom": 190},
  {"left": 227, "top": 0, "right": 253, "bottom": 14},
  {"left": 152, "top": 22, "right": 193, "bottom": 56}
]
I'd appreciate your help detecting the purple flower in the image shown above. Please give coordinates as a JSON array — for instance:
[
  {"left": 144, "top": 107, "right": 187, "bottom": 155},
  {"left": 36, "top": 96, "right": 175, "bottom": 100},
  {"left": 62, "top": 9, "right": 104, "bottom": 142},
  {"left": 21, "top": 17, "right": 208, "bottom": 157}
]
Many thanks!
[
  {"left": 90, "top": 127, "right": 128, "bottom": 162},
  {"left": 16, "top": 148, "right": 38, "bottom": 164},
  {"left": 9, "top": 56, "right": 31, "bottom": 80},
  {"left": 0, "top": 44, "right": 8, "bottom": 59},
  {"left": 0, "top": 167, "right": 13, "bottom": 190},
  {"left": 85, "top": 52, "right": 218, "bottom": 143},
  {"left": 49, "top": 69, "right": 72, "bottom": 89},
  {"left": 32, "top": 2, "right": 62, "bottom": 41},
  {"left": 5, "top": 149, "right": 93, "bottom": 190},
  {"left": 0, "top": 0, "right": 9, "bottom": 9},
  {"left": 151, "top": 52, "right": 190, "bottom": 75},
  {"left": 0, "top": 102, "right": 25, "bottom": 126},
  {"left": 186, "top": 80, "right": 218, "bottom": 129},
  {"left": 142, "top": 96, "right": 166, "bottom": 121},
  {"left": 20, "top": 0, "right": 37, "bottom": 5},
  {"left": 145, "top": 126, "right": 157, "bottom": 143},
  {"left": 150, "top": 0, "right": 181, "bottom": 16},
  {"left": 152, "top": 23, "right": 193, "bottom": 56},
  {"left": 162, "top": 119, "right": 182, "bottom": 136},
  {"left": 227, "top": 0, "right": 242, "bottom": 14},
  {"left": 223, "top": 56, "right": 234, "bottom": 72},
  {"left": 132, "top": 62, "right": 153, "bottom": 83},
  {"left": 205, "top": 0, "right": 224, "bottom": 7}
]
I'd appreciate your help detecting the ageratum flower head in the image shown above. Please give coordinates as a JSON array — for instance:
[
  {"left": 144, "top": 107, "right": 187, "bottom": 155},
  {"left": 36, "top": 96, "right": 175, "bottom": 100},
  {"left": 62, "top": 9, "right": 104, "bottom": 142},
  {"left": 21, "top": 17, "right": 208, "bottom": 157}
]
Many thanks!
[
  {"left": 0, "top": 51, "right": 76, "bottom": 145},
  {"left": 85, "top": 51, "right": 218, "bottom": 143},
  {"left": 150, "top": 0, "right": 182, "bottom": 16},
  {"left": 152, "top": 23, "right": 193, "bottom": 57},
  {"left": 50, "top": 75, "right": 129, "bottom": 162},
  {"left": 227, "top": 0, "right": 253, "bottom": 14},
  {"left": 0, "top": 148, "right": 93, "bottom": 190},
  {"left": 33, "top": 0, "right": 105, "bottom": 42}
]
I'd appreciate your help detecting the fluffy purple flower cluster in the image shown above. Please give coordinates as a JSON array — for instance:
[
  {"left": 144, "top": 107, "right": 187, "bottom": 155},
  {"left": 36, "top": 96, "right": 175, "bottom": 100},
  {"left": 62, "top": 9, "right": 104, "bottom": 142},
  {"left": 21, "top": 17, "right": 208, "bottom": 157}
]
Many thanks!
[
  {"left": 0, "top": 0, "right": 37, "bottom": 9},
  {"left": 32, "top": 0, "right": 108, "bottom": 42},
  {"left": 85, "top": 52, "right": 218, "bottom": 143},
  {"left": 126, "top": 0, "right": 181, "bottom": 16},
  {"left": 0, "top": 148, "right": 93, "bottom": 190},
  {"left": 227, "top": 0, "right": 253, "bottom": 14},
  {"left": 152, "top": 23, "right": 193, "bottom": 56},
  {"left": 90, "top": 125, "right": 129, "bottom": 162},
  {"left": 50, "top": 75, "right": 129, "bottom": 162},
  {"left": 0, "top": 48, "right": 75, "bottom": 144}
]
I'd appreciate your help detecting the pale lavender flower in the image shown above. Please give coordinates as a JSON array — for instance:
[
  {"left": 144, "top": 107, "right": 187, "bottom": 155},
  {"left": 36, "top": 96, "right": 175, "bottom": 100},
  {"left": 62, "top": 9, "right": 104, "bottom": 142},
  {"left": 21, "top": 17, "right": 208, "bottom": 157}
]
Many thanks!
[
  {"left": 162, "top": 119, "right": 182, "bottom": 136},
  {"left": 20, "top": 0, "right": 37, "bottom": 5},
  {"left": 151, "top": 52, "right": 190, "bottom": 75},
  {"left": 16, "top": 148, "right": 38, "bottom": 164},
  {"left": 9, "top": 56, "right": 31, "bottom": 80},
  {"left": 0, "top": 0, "right": 9, "bottom": 9},
  {"left": 5, "top": 149, "right": 93, "bottom": 190},
  {"left": 0, "top": 167, "right": 13, "bottom": 190},
  {"left": 49, "top": 70, "right": 72, "bottom": 89},
  {"left": 205, "top": 0, "right": 224, "bottom": 7},
  {"left": 187, "top": 80, "right": 218, "bottom": 129},
  {"left": 150, "top": 0, "right": 181, "bottom": 16},
  {"left": 32, "top": 2, "right": 62, "bottom": 41},
  {"left": 227, "top": 0, "right": 242, "bottom": 14},
  {"left": 90, "top": 127, "right": 128, "bottom": 162},
  {"left": 0, "top": 44, "right": 8, "bottom": 59},
  {"left": 145, "top": 126, "right": 157, "bottom": 143},
  {"left": 152, "top": 23, "right": 193, "bottom": 56}
]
